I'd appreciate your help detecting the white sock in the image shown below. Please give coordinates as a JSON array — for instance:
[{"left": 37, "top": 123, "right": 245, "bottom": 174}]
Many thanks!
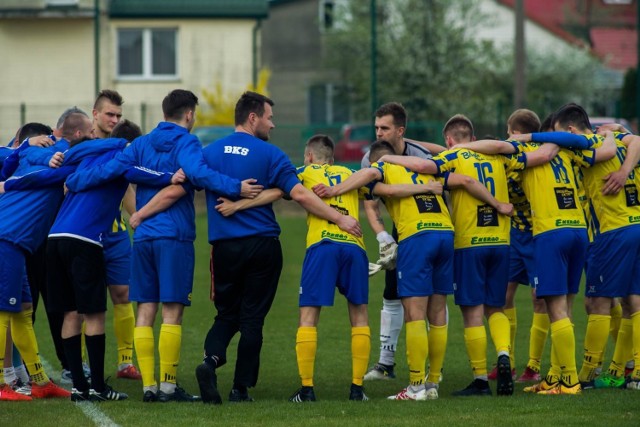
[
  {"left": 4, "top": 367, "right": 16, "bottom": 384},
  {"left": 379, "top": 298, "right": 403, "bottom": 366},
  {"left": 160, "top": 382, "right": 176, "bottom": 394},
  {"left": 14, "top": 364, "right": 30, "bottom": 383}
]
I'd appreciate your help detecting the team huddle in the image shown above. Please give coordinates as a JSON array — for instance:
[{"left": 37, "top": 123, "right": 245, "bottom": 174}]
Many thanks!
[{"left": 0, "top": 90, "right": 638, "bottom": 405}]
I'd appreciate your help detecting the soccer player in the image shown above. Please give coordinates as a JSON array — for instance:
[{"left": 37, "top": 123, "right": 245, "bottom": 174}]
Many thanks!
[
  {"left": 36, "top": 121, "right": 146, "bottom": 401},
  {"left": 315, "top": 139, "right": 512, "bottom": 400},
  {"left": 284, "top": 135, "right": 372, "bottom": 402},
  {"left": 379, "top": 114, "right": 523, "bottom": 397},
  {"left": 92, "top": 89, "right": 141, "bottom": 380},
  {"left": 65, "top": 89, "right": 263, "bottom": 403},
  {"left": 487, "top": 111, "right": 553, "bottom": 383},
  {"left": 361, "top": 102, "right": 446, "bottom": 382},
  {"left": 194, "top": 92, "right": 361, "bottom": 405}
]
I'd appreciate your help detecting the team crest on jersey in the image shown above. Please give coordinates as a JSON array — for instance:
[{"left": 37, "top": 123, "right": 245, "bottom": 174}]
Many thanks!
[
  {"left": 554, "top": 187, "right": 577, "bottom": 209},
  {"left": 625, "top": 184, "right": 639, "bottom": 207},
  {"left": 9, "top": 297, "right": 16, "bottom": 305},
  {"left": 476, "top": 205, "right": 498, "bottom": 227},
  {"left": 414, "top": 193, "right": 441, "bottom": 213},
  {"left": 224, "top": 146, "right": 249, "bottom": 156}
]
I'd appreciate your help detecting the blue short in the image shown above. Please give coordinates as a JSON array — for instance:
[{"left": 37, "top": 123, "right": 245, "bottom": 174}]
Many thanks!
[
  {"left": 453, "top": 245, "right": 510, "bottom": 307},
  {"left": 397, "top": 231, "right": 454, "bottom": 298},
  {"left": 103, "top": 231, "right": 131, "bottom": 286},
  {"left": 586, "top": 225, "right": 640, "bottom": 298},
  {"left": 130, "top": 239, "right": 194, "bottom": 305},
  {"left": 0, "top": 240, "right": 32, "bottom": 312},
  {"left": 299, "top": 241, "right": 368, "bottom": 306},
  {"left": 508, "top": 228, "right": 534, "bottom": 286},
  {"left": 532, "top": 228, "right": 588, "bottom": 297}
]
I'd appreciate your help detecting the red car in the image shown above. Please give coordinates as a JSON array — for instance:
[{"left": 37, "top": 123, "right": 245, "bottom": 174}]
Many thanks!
[{"left": 334, "top": 124, "right": 372, "bottom": 163}]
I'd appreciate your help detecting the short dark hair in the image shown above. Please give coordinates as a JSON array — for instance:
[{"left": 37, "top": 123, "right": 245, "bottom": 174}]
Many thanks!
[
  {"left": 60, "top": 113, "right": 90, "bottom": 141},
  {"left": 369, "top": 139, "right": 395, "bottom": 163},
  {"left": 306, "top": 134, "right": 334, "bottom": 162},
  {"left": 375, "top": 102, "right": 407, "bottom": 128},
  {"left": 507, "top": 109, "right": 541, "bottom": 134},
  {"left": 162, "top": 89, "right": 199, "bottom": 121},
  {"left": 18, "top": 122, "right": 52, "bottom": 142},
  {"left": 234, "top": 91, "right": 274, "bottom": 126},
  {"left": 93, "top": 89, "right": 123, "bottom": 110},
  {"left": 111, "top": 119, "right": 142, "bottom": 142},
  {"left": 56, "top": 106, "right": 88, "bottom": 129},
  {"left": 443, "top": 114, "right": 474, "bottom": 142},
  {"left": 553, "top": 103, "right": 591, "bottom": 132},
  {"left": 540, "top": 113, "right": 554, "bottom": 132}
]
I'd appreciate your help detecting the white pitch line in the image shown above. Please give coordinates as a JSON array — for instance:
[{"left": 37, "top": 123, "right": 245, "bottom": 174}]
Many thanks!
[{"left": 40, "top": 356, "right": 121, "bottom": 427}]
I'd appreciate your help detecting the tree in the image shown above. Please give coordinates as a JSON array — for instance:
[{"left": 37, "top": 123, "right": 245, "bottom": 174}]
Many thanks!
[
  {"left": 196, "top": 68, "right": 271, "bottom": 126},
  {"left": 324, "top": 0, "right": 607, "bottom": 131}
]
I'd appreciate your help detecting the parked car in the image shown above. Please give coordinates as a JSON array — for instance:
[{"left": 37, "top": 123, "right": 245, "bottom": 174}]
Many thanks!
[
  {"left": 334, "top": 124, "right": 372, "bottom": 163},
  {"left": 192, "top": 125, "right": 235, "bottom": 147}
]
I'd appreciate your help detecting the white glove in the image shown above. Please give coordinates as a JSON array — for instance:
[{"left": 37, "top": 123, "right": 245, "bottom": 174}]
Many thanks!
[
  {"left": 368, "top": 262, "right": 383, "bottom": 277},
  {"left": 376, "top": 231, "right": 398, "bottom": 270}
]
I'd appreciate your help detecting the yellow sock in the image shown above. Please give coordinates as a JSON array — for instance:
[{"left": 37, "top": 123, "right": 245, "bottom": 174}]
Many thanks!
[
  {"left": 464, "top": 326, "right": 487, "bottom": 378},
  {"left": 159, "top": 324, "right": 181, "bottom": 385},
  {"left": 0, "top": 311, "right": 10, "bottom": 384},
  {"left": 550, "top": 318, "right": 577, "bottom": 386},
  {"left": 134, "top": 326, "right": 156, "bottom": 387},
  {"left": 113, "top": 303, "right": 135, "bottom": 367},
  {"left": 579, "top": 314, "right": 610, "bottom": 382},
  {"left": 426, "top": 324, "right": 447, "bottom": 384},
  {"left": 610, "top": 303, "right": 622, "bottom": 345},
  {"left": 488, "top": 312, "right": 511, "bottom": 356},
  {"left": 406, "top": 320, "right": 427, "bottom": 386},
  {"left": 631, "top": 312, "right": 640, "bottom": 379},
  {"left": 351, "top": 326, "right": 370, "bottom": 386},
  {"left": 608, "top": 318, "right": 632, "bottom": 377},
  {"left": 295, "top": 327, "right": 317, "bottom": 387},
  {"left": 10, "top": 309, "right": 49, "bottom": 384},
  {"left": 528, "top": 313, "right": 549, "bottom": 372},
  {"left": 504, "top": 308, "right": 517, "bottom": 366}
]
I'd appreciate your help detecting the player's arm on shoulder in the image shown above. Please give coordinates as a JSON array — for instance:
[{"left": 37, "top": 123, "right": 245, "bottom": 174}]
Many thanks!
[
  {"left": 373, "top": 180, "right": 443, "bottom": 198},
  {"left": 454, "top": 139, "right": 516, "bottom": 155},
  {"left": 376, "top": 155, "right": 436, "bottom": 174},
  {"left": 216, "top": 188, "right": 284, "bottom": 217},
  {"left": 524, "top": 143, "right": 560, "bottom": 167},
  {"left": 446, "top": 172, "right": 513, "bottom": 216},
  {"left": 593, "top": 130, "right": 617, "bottom": 163},
  {"left": 289, "top": 183, "right": 362, "bottom": 237},
  {"left": 312, "top": 167, "right": 380, "bottom": 198},
  {"left": 405, "top": 139, "right": 446, "bottom": 154},
  {"left": 129, "top": 184, "right": 187, "bottom": 229},
  {"left": 601, "top": 132, "right": 640, "bottom": 195}
]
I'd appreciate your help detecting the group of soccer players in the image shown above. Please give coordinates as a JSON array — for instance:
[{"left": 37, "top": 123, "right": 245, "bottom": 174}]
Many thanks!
[
  {"left": 321, "top": 101, "right": 640, "bottom": 399},
  {"left": 1, "top": 88, "right": 640, "bottom": 405}
]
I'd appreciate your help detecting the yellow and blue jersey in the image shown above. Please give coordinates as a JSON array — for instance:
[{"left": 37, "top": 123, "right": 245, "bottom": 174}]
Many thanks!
[
  {"left": 572, "top": 132, "right": 640, "bottom": 238},
  {"left": 297, "top": 163, "right": 365, "bottom": 250},
  {"left": 507, "top": 168, "right": 532, "bottom": 232},
  {"left": 432, "top": 148, "right": 522, "bottom": 249},
  {"left": 368, "top": 162, "right": 453, "bottom": 242},
  {"left": 514, "top": 142, "right": 587, "bottom": 236}
]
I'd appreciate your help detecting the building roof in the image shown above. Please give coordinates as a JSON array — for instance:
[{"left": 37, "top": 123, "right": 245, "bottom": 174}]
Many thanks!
[
  {"left": 498, "top": 0, "right": 637, "bottom": 71},
  {"left": 109, "top": 0, "right": 268, "bottom": 19}
]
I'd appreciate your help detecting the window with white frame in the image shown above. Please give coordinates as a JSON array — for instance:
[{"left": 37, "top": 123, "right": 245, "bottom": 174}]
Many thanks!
[{"left": 117, "top": 28, "right": 177, "bottom": 79}]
